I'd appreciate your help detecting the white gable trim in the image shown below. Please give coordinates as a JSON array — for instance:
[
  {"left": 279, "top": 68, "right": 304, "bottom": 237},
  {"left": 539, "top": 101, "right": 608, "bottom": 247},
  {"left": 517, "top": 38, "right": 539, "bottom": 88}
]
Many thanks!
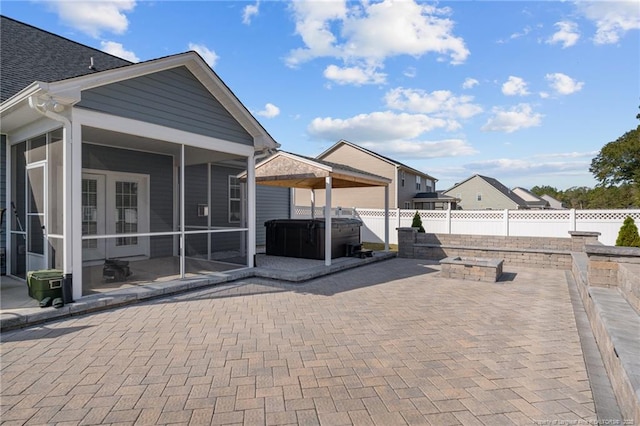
[{"left": 74, "top": 108, "right": 254, "bottom": 157}]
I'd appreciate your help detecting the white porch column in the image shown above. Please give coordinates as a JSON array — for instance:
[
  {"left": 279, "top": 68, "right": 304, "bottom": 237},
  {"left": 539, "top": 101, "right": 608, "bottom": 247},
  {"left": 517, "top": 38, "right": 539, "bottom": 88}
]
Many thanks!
[
  {"left": 247, "top": 154, "right": 256, "bottom": 268},
  {"left": 384, "top": 185, "right": 389, "bottom": 251},
  {"left": 70, "top": 117, "right": 83, "bottom": 300},
  {"left": 310, "top": 190, "right": 315, "bottom": 219},
  {"left": 324, "top": 176, "right": 332, "bottom": 266},
  {"left": 180, "top": 144, "right": 185, "bottom": 278}
]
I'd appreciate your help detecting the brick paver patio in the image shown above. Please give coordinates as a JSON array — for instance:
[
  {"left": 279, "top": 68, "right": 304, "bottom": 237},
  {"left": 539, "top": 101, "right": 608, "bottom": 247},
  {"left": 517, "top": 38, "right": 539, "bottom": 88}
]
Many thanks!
[{"left": 0, "top": 258, "right": 597, "bottom": 425}]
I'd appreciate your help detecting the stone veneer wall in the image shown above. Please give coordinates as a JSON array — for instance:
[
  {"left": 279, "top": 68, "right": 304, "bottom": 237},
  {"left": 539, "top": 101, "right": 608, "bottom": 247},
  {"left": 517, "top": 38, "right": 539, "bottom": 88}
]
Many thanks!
[
  {"left": 397, "top": 229, "right": 601, "bottom": 270},
  {"left": 573, "top": 248, "right": 640, "bottom": 423}
]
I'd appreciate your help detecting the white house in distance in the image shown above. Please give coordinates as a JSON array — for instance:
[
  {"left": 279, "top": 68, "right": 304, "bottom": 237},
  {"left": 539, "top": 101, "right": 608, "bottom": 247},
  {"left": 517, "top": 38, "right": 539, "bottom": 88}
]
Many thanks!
[
  {"left": 444, "top": 174, "right": 532, "bottom": 210},
  {"left": 512, "top": 187, "right": 551, "bottom": 209}
]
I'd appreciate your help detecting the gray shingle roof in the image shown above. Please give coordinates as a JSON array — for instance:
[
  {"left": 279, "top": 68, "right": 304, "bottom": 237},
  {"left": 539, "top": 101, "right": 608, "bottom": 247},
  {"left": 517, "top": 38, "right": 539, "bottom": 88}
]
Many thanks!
[{"left": 1, "top": 15, "right": 132, "bottom": 102}]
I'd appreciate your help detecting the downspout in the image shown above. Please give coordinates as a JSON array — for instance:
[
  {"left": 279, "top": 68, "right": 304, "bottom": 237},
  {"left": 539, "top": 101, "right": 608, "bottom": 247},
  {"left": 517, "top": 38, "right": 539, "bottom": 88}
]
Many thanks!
[{"left": 28, "top": 95, "right": 74, "bottom": 303}]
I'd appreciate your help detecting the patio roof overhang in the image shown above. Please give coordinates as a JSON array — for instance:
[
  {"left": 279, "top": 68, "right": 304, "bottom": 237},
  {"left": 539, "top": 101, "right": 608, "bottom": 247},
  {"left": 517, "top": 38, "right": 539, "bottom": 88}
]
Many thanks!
[
  {"left": 242, "top": 151, "right": 391, "bottom": 189},
  {"left": 240, "top": 151, "right": 392, "bottom": 266}
]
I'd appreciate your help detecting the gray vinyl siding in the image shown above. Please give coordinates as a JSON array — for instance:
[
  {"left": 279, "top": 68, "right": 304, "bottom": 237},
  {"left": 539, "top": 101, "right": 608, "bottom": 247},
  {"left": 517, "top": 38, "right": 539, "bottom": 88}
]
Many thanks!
[
  {"left": 83, "top": 144, "right": 174, "bottom": 257},
  {"left": 1, "top": 135, "right": 5, "bottom": 274},
  {"left": 397, "top": 169, "right": 420, "bottom": 209},
  {"left": 78, "top": 66, "right": 254, "bottom": 145},
  {"left": 256, "top": 185, "right": 290, "bottom": 245}
]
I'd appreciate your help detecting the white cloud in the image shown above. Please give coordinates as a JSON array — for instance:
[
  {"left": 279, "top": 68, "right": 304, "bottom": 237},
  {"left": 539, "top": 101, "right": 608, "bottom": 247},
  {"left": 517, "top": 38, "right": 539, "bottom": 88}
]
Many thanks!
[
  {"left": 462, "top": 78, "right": 479, "bottom": 89},
  {"left": 533, "top": 151, "right": 599, "bottom": 159},
  {"left": 323, "top": 64, "right": 386, "bottom": 86},
  {"left": 384, "top": 87, "right": 483, "bottom": 120},
  {"left": 361, "top": 139, "right": 477, "bottom": 159},
  {"left": 481, "top": 104, "right": 543, "bottom": 133},
  {"left": 308, "top": 111, "right": 451, "bottom": 142},
  {"left": 257, "top": 103, "right": 280, "bottom": 118},
  {"left": 547, "top": 21, "right": 580, "bottom": 48},
  {"left": 404, "top": 67, "right": 417, "bottom": 78},
  {"left": 510, "top": 26, "right": 531, "bottom": 40},
  {"left": 545, "top": 72, "right": 584, "bottom": 95},
  {"left": 188, "top": 43, "right": 219, "bottom": 68},
  {"left": 463, "top": 157, "right": 591, "bottom": 178},
  {"left": 243, "top": 1, "right": 260, "bottom": 25},
  {"left": 100, "top": 41, "right": 139, "bottom": 62},
  {"left": 287, "top": 0, "right": 469, "bottom": 84},
  {"left": 44, "top": 0, "right": 135, "bottom": 38},
  {"left": 501, "top": 76, "right": 530, "bottom": 96},
  {"left": 577, "top": 0, "right": 640, "bottom": 45}
]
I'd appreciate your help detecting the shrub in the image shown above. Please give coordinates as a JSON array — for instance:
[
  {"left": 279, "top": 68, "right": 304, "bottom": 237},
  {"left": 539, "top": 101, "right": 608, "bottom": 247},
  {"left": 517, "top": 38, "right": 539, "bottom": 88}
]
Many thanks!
[
  {"left": 411, "top": 211, "right": 425, "bottom": 233},
  {"left": 616, "top": 216, "right": 640, "bottom": 247}
]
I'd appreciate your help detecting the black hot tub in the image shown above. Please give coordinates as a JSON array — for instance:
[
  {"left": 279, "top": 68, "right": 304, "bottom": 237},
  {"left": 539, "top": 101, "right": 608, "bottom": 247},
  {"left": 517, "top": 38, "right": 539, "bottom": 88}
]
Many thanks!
[{"left": 265, "top": 218, "right": 362, "bottom": 259}]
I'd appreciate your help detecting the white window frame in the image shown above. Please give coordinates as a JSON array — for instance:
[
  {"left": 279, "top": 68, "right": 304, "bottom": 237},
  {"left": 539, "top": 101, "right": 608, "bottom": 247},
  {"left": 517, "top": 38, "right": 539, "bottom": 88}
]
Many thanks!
[
  {"left": 228, "top": 175, "right": 241, "bottom": 223},
  {"left": 416, "top": 175, "right": 421, "bottom": 191}
]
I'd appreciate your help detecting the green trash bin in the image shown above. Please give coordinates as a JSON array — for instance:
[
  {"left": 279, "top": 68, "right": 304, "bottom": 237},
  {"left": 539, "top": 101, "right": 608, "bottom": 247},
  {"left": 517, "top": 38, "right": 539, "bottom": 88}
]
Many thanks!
[{"left": 27, "top": 270, "right": 63, "bottom": 302}]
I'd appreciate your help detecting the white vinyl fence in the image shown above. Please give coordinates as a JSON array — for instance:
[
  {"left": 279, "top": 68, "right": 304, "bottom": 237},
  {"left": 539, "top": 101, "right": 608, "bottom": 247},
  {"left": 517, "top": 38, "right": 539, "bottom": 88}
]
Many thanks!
[{"left": 292, "top": 206, "right": 640, "bottom": 247}]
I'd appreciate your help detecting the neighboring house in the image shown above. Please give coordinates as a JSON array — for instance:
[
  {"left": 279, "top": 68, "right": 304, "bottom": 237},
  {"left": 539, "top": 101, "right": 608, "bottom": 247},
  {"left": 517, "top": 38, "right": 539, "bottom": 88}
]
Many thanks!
[
  {"left": 293, "top": 139, "right": 449, "bottom": 210},
  {"left": 541, "top": 194, "right": 567, "bottom": 209},
  {"left": 0, "top": 16, "right": 283, "bottom": 297},
  {"left": 512, "top": 187, "right": 550, "bottom": 209},
  {"left": 444, "top": 174, "right": 531, "bottom": 210}
]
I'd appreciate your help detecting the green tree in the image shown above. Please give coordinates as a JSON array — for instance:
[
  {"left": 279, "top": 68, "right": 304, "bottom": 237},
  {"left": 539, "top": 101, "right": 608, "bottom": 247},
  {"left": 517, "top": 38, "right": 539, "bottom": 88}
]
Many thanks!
[
  {"left": 590, "top": 109, "right": 640, "bottom": 189},
  {"left": 411, "top": 211, "right": 425, "bottom": 233},
  {"left": 530, "top": 185, "right": 560, "bottom": 199},
  {"left": 616, "top": 216, "right": 640, "bottom": 247},
  {"left": 562, "top": 186, "right": 591, "bottom": 209}
]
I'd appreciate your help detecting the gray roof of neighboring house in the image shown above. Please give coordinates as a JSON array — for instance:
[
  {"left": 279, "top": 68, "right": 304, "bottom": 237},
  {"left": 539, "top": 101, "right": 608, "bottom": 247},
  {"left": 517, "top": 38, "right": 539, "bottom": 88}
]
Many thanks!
[
  {"left": 512, "top": 187, "right": 549, "bottom": 207},
  {"left": 446, "top": 174, "right": 528, "bottom": 207},
  {"left": 413, "top": 192, "right": 457, "bottom": 201},
  {"left": 319, "top": 139, "right": 438, "bottom": 182},
  {"left": 1, "top": 15, "right": 132, "bottom": 102}
]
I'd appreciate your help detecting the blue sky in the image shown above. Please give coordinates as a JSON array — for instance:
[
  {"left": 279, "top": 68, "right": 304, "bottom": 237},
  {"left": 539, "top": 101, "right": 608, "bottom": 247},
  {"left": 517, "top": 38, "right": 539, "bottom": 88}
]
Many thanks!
[{"left": 3, "top": 1, "right": 639, "bottom": 191}]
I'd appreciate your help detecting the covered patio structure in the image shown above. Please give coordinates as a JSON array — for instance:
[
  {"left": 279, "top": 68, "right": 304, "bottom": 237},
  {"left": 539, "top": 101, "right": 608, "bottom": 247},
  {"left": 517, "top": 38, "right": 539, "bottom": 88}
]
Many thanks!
[{"left": 243, "top": 151, "right": 392, "bottom": 266}]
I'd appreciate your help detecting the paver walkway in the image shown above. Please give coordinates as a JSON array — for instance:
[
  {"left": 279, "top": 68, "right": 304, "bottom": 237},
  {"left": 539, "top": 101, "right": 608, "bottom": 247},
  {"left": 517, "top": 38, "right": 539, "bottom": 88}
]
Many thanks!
[{"left": 0, "top": 259, "right": 597, "bottom": 425}]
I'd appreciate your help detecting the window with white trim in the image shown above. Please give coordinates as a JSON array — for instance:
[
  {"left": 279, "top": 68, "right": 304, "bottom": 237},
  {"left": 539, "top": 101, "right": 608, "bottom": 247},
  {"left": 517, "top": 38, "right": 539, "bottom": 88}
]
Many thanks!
[
  {"left": 416, "top": 175, "right": 421, "bottom": 191},
  {"left": 401, "top": 170, "right": 405, "bottom": 187},
  {"left": 477, "top": 193, "right": 482, "bottom": 201},
  {"left": 404, "top": 201, "right": 411, "bottom": 209},
  {"left": 229, "top": 176, "right": 241, "bottom": 223}
]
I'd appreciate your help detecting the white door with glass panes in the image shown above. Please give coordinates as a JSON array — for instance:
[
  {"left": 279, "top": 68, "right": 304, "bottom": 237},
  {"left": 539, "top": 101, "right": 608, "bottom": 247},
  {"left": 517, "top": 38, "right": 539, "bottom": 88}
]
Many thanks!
[{"left": 82, "top": 171, "right": 149, "bottom": 261}]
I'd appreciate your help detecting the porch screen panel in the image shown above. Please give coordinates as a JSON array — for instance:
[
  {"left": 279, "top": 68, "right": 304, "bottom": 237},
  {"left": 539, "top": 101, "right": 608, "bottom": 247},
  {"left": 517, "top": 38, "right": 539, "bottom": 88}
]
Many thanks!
[
  {"left": 10, "top": 142, "right": 26, "bottom": 277},
  {"left": 27, "top": 167, "right": 44, "bottom": 255},
  {"left": 27, "top": 135, "right": 46, "bottom": 164}
]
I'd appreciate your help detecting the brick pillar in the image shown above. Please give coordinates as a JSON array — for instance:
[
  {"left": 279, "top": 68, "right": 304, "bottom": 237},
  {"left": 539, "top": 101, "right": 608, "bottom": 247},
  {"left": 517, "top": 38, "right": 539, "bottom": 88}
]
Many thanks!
[
  {"left": 569, "top": 231, "right": 601, "bottom": 252},
  {"left": 397, "top": 227, "right": 418, "bottom": 258}
]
